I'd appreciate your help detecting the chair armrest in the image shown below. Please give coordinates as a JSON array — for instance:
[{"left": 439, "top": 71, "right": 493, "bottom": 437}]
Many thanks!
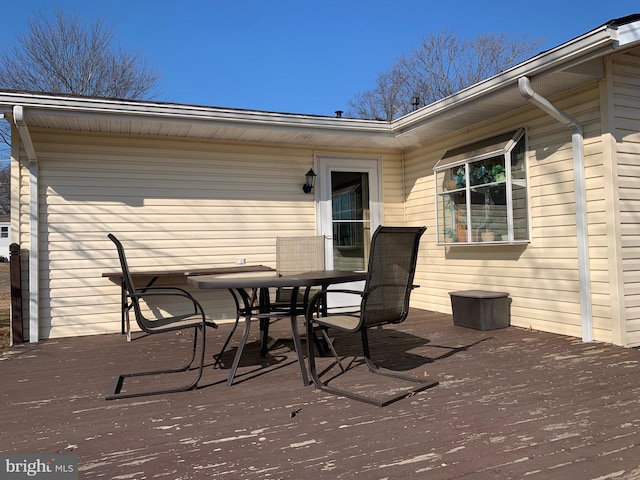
[
  {"left": 130, "top": 288, "right": 208, "bottom": 319},
  {"left": 361, "top": 283, "right": 417, "bottom": 298},
  {"left": 321, "top": 288, "right": 364, "bottom": 296},
  {"left": 305, "top": 289, "right": 364, "bottom": 319}
]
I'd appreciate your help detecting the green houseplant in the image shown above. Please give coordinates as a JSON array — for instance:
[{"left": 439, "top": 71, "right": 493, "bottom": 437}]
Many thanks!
[
  {"left": 471, "top": 165, "right": 492, "bottom": 185},
  {"left": 491, "top": 164, "right": 506, "bottom": 182},
  {"left": 453, "top": 166, "right": 466, "bottom": 188}
]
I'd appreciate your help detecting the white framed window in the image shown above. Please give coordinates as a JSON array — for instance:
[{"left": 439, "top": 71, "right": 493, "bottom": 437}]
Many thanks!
[
  {"left": 434, "top": 129, "right": 528, "bottom": 245},
  {"left": 0, "top": 227, "right": 8, "bottom": 239}
]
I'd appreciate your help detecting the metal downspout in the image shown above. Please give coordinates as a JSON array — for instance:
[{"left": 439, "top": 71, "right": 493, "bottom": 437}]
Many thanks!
[
  {"left": 13, "top": 106, "right": 39, "bottom": 343},
  {"left": 518, "top": 76, "right": 593, "bottom": 342}
]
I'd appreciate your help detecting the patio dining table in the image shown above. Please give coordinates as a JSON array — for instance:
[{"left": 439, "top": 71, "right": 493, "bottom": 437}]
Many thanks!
[{"left": 187, "top": 270, "right": 367, "bottom": 386}]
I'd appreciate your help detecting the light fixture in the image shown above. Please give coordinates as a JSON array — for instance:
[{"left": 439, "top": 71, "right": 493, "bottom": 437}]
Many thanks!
[{"left": 303, "top": 168, "right": 316, "bottom": 193}]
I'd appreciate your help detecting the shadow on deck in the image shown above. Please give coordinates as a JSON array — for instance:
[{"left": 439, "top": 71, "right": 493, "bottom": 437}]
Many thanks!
[{"left": 2, "top": 309, "right": 640, "bottom": 479}]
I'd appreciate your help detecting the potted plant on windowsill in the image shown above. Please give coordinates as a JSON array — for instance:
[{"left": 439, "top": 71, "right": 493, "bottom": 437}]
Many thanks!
[
  {"left": 456, "top": 214, "right": 467, "bottom": 242},
  {"left": 481, "top": 230, "right": 495, "bottom": 241}
]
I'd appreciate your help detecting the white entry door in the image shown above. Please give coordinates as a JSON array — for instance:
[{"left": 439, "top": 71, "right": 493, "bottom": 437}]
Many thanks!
[{"left": 316, "top": 155, "right": 382, "bottom": 304}]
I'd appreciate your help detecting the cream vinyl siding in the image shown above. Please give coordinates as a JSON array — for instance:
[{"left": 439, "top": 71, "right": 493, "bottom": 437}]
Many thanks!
[
  {"left": 404, "top": 82, "right": 615, "bottom": 342},
  {"left": 612, "top": 50, "right": 640, "bottom": 346},
  {"left": 380, "top": 153, "right": 404, "bottom": 225},
  {"left": 18, "top": 132, "right": 334, "bottom": 338}
]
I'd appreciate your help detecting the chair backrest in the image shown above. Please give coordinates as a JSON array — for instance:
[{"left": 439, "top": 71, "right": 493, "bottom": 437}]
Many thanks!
[
  {"left": 108, "top": 233, "right": 146, "bottom": 326},
  {"left": 360, "top": 226, "right": 426, "bottom": 328},
  {"left": 276, "top": 236, "right": 325, "bottom": 275}
]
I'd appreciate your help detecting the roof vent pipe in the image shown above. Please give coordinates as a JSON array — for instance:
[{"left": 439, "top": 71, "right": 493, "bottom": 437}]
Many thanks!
[{"left": 518, "top": 76, "right": 593, "bottom": 342}]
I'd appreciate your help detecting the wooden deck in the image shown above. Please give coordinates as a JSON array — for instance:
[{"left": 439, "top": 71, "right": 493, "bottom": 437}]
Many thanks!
[{"left": 2, "top": 309, "right": 640, "bottom": 479}]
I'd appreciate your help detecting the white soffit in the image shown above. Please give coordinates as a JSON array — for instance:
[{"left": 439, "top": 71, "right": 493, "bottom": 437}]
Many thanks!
[{"left": 1, "top": 94, "right": 399, "bottom": 150}]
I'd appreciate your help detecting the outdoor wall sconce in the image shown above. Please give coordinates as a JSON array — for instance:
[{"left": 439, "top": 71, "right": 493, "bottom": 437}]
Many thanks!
[{"left": 303, "top": 168, "right": 317, "bottom": 193}]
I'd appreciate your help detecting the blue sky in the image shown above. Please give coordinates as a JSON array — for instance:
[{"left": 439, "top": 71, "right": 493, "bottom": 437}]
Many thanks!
[{"left": 1, "top": 1, "right": 637, "bottom": 116}]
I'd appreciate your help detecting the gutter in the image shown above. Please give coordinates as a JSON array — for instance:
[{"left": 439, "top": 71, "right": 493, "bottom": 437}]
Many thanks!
[
  {"left": 518, "top": 77, "right": 593, "bottom": 342},
  {"left": 13, "top": 105, "right": 39, "bottom": 343}
]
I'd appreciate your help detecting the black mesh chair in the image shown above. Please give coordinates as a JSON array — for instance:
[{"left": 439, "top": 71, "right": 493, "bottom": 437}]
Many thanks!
[
  {"left": 305, "top": 226, "right": 438, "bottom": 407},
  {"left": 106, "top": 234, "right": 217, "bottom": 400},
  {"left": 273, "top": 236, "right": 325, "bottom": 314}
]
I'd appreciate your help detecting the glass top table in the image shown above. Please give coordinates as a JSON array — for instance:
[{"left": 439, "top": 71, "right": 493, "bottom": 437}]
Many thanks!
[{"left": 187, "top": 270, "right": 367, "bottom": 385}]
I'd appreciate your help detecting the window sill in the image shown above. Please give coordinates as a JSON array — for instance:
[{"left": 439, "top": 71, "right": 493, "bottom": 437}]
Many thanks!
[{"left": 438, "top": 240, "right": 530, "bottom": 247}]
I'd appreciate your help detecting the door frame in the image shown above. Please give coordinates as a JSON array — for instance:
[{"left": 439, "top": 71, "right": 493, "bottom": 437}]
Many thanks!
[{"left": 314, "top": 153, "right": 383, "bottom": 269}]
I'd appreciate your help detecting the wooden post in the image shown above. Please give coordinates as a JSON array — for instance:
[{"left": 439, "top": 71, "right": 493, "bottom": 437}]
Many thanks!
[{"left": 9, "top": 243, "right": 22, "bottom": 344}]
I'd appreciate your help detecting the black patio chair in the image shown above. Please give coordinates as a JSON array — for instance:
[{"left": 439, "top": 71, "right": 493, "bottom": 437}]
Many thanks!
[
  {"left": 105, "top": 233, "right": 217, "bottom": 400},
  {"left": 305, "top": 226, "right": 438, "bottom": 407}
]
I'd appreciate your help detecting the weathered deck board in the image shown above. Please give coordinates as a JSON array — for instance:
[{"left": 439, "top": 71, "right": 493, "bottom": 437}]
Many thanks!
[{"left": 2, "top": 309, "right": 640, "bottom": 479}]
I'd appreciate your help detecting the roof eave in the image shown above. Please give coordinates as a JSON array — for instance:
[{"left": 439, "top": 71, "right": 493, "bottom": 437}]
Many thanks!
[
  {"left": 0, "top": 91, "right": 399, "bottom": 149},
  {"left": 391, "top": 23, "right": 621, "bottom": 139},
  {"left": 0, "top": 90, "right": 389, "bottom": 132}
]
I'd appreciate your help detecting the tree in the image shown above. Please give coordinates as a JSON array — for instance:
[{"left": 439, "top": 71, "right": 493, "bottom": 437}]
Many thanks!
[
  {"left": 0, "top": 8, "right": 159, "bottom": 99},
  {"left": 0, "top": 7, "right": 161, "bottom": 213},
  {"left": 0, "top": 166, "right": 9, "bottom": 215},
  {"left": 347, "top": 29, "right": 542, "bottom": 121},
  {"left": 348, "top": 66, "right": 408, "bottom": 121}
]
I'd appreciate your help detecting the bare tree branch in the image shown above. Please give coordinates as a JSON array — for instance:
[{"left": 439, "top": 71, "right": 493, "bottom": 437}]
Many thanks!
[
  {"left": 347, "top": 29, "right": 543, "bottom": 120},
  {"left": 0, "top": 7, "right": 162, "bottom": 213},
  {"left": 0, "top": 8, "right": 159, "bottom": 99},
  {"left": 0, "top": 164, "right": 10, "bottom": 215}
]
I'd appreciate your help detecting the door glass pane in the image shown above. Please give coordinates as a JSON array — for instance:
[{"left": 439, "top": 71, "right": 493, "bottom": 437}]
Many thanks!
[{"left": 331, "top": 171, "right": 370, "bottom": 270}]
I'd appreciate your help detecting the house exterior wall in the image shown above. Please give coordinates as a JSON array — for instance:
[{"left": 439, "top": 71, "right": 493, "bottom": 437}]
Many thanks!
[
  {"left": 15, "top": 130, "right": 400, "bottom": 339},
  {"left": 11, "top": 46, "right": 640, "bottom": 347},
  {"left": 404, "top": 81, "right": 619, "bottom": 343},
  {"left": 610, "top": 49, "right": 640, "bottom": 346}
]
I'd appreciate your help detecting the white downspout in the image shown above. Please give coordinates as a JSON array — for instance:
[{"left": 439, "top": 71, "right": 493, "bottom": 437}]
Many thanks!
[
  {"left": 518, "top": 76, "right": 593, "bottom": 342},
  {"left": 13, "top": 106, "right": 39, "bottom": 343}
]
